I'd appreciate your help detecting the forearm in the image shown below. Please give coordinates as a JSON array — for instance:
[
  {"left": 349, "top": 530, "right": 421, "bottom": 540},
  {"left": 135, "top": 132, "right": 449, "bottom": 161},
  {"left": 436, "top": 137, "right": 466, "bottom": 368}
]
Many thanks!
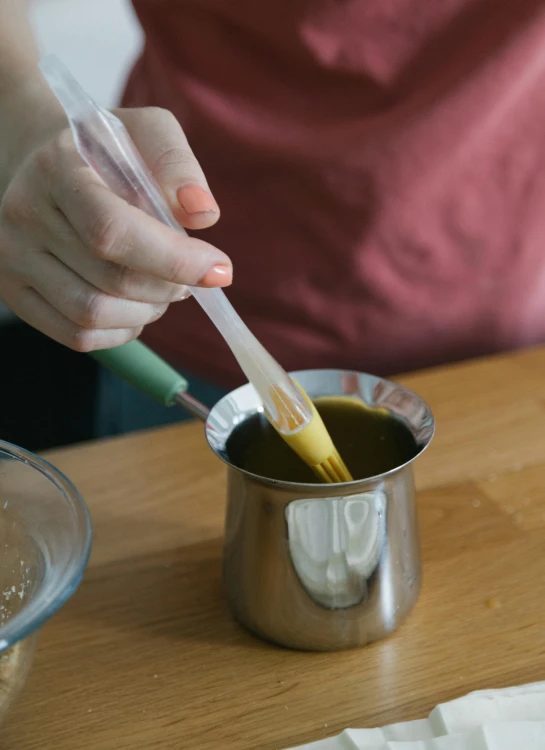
[{"left": 0, "top": 0, "right": 65, "bottom": 194}]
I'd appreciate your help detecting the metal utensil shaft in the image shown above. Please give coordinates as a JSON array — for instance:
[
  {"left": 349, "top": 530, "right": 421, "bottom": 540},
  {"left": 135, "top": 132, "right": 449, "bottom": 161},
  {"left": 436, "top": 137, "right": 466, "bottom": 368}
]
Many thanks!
[{"left": 175, "top": 392, "right": 210, "bottom": 422}]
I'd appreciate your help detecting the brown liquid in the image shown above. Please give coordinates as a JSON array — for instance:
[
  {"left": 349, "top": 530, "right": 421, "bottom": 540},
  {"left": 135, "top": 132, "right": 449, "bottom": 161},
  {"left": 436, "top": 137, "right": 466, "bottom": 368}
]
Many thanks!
[{"left": 225, "top": 396, "right": 419, "bottom": 483}]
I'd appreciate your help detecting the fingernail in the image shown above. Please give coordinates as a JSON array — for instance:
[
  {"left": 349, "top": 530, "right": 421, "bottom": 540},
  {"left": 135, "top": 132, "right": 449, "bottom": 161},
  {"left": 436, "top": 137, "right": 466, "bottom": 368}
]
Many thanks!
[
  {"left": 177, "top": 185, "right": 218, "bottom": 215},
  {"left": 198, "top": 264, "right": 232, "bottom": 288}
]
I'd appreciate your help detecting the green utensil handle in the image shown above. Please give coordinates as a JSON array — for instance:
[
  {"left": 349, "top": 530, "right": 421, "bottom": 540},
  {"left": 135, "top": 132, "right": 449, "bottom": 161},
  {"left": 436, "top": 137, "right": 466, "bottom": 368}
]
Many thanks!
[{"left": 91, "top": 340, "right": 188, "bottom": 407}]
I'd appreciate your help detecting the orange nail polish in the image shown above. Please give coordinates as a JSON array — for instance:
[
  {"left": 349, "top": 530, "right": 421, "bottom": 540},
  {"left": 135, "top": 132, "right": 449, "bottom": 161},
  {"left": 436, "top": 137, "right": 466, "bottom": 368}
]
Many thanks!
[
  {"left": 198, "top": 264, "right": 232, "bottom": 287},
  {"left": 177, "top": 185, "right": 219, "bottom": 215}
]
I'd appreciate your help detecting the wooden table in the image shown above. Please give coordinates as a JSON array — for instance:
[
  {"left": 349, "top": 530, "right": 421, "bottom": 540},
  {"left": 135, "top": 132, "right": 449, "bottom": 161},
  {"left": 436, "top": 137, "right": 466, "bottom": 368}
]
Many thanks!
[{"left": 4, "top": 348, "right": 545, "bottom": 749}]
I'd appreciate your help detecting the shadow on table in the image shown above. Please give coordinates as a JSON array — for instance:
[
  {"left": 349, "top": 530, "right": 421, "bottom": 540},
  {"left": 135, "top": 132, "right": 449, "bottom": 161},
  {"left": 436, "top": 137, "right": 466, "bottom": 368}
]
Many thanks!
[{"left": 63, "top": 536, "right": 280, "bottom": 653}]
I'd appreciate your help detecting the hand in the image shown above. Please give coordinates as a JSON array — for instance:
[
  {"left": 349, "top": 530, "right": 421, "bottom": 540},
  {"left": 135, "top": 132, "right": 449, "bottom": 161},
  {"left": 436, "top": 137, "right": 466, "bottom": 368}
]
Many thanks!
[{"left": 0, "top": 106, "right": 231, "bottom": 351}]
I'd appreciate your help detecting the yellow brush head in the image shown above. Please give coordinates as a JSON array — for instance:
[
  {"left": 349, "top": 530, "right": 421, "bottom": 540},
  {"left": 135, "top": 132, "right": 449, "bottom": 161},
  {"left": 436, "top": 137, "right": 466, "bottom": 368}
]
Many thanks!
[{"left": 267, "top": 384, "right": 353, "bottom": 484}]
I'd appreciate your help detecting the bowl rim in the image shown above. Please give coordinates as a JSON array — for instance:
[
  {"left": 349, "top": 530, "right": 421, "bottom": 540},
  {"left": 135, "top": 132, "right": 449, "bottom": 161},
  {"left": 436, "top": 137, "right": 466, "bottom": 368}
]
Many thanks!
[{"left": 0, "top": 440, "right": 92, "bottom": 653}]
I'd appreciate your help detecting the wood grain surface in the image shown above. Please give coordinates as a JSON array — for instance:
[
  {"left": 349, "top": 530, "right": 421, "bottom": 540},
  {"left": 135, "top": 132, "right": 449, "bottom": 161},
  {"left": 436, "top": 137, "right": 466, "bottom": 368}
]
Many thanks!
[{"left": 4, "top": 347, "right": 545, "bottom": 749}]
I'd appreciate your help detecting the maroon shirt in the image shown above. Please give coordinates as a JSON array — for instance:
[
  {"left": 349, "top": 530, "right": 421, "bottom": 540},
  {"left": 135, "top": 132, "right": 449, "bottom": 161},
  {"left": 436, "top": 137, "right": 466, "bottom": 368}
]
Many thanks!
[{"left": 125, "top": 0, "right": 545, "bottom": 386}]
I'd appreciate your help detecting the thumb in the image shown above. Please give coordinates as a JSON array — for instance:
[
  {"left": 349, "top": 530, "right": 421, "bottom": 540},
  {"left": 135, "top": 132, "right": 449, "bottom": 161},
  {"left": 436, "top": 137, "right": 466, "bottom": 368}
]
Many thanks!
[{"left": 115, "top": 107, "right": 220, "bottom": 231}]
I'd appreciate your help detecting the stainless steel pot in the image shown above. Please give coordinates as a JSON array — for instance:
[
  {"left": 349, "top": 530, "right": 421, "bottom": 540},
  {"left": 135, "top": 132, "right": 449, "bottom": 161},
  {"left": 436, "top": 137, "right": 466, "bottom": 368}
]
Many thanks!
[
  {"left": 206, "top": 369, "right": 434, "bottom": 651},
  {"left": 93, "top": 344, "right": 434, "bottom": 651}
]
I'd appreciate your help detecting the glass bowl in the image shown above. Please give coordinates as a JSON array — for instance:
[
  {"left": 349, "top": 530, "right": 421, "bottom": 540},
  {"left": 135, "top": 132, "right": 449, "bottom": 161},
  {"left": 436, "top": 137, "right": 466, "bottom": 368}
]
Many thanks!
[{"left": 0, "top": 441, "right": 91, "bottom": 724}]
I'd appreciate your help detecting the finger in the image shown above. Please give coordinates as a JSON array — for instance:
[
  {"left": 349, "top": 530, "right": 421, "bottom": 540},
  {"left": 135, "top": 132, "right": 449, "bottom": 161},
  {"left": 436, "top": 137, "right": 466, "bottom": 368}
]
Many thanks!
[
  {"left": 2, "top": 165, "right": 188, "bottom": 303},
  {"left": 48, "top": 149, "right": 232, "bottom": 287},
  {"left": 28, "top": 251, "right": 168, "bottom": 329},
  {"left": 1, "top": 281, "right": 142, "bottom": 352},
  {"left": 40, "top": 202, "right": 189, "bottom": 303},
  {"left": 116, "top": 107, "right": 220, "bottom": 230}
]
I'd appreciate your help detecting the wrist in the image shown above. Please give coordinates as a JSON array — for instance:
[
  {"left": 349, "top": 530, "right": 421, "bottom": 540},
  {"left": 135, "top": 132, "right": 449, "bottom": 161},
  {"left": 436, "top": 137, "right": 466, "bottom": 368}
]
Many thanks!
[{"left": 0, "top": 75, "right": 67, "bottom": 193}]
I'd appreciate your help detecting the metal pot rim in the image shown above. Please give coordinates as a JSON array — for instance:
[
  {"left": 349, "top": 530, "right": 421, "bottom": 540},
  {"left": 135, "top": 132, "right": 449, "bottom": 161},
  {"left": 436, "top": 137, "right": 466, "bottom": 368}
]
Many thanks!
[{"left": 205, "top": 368, "right": 435, "bottom": 491}]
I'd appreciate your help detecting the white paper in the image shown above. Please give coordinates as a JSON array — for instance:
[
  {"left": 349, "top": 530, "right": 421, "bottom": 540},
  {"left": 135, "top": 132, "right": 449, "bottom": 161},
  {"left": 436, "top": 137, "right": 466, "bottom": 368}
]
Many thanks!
[
  {"left": 292, "top": 721, "right": 435, "bottom": 749},
  {"left": 287, "top": 682, "right": 545, "bottom": 750},
  {"left": 346, "top": 720, "right": 435, "bottom": 745},
  {"left": 464, "top": 681, "right": 545, "bottom": 699},
  {"left": 308, "top": 723, "right": 545, "bottom": 750},
  {"left": 430, "top": 683, "right": 545, "bottom": 735},
  {"left": 379, "top": 723, "right": 545, "bottom": 750}
]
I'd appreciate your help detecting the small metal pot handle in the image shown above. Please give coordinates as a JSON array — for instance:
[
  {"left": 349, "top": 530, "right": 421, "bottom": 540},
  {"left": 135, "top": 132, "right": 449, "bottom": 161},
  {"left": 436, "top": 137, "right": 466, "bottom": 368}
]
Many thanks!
[{"left": 91, "top": 339, "right": 211, "bottom": 421}]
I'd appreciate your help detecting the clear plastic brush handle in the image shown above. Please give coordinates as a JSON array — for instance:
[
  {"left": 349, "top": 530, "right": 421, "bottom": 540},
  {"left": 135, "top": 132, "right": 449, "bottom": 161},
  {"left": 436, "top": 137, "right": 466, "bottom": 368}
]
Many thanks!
[{"left": 39, "top": 54, "right": 311, "bottom": 434}]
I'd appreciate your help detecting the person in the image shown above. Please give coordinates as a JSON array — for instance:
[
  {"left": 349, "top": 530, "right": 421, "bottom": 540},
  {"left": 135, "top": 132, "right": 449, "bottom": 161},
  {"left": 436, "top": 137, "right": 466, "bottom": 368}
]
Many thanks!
[{"left": 1, "top": 1, "right": 545, "bottom": 438}]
